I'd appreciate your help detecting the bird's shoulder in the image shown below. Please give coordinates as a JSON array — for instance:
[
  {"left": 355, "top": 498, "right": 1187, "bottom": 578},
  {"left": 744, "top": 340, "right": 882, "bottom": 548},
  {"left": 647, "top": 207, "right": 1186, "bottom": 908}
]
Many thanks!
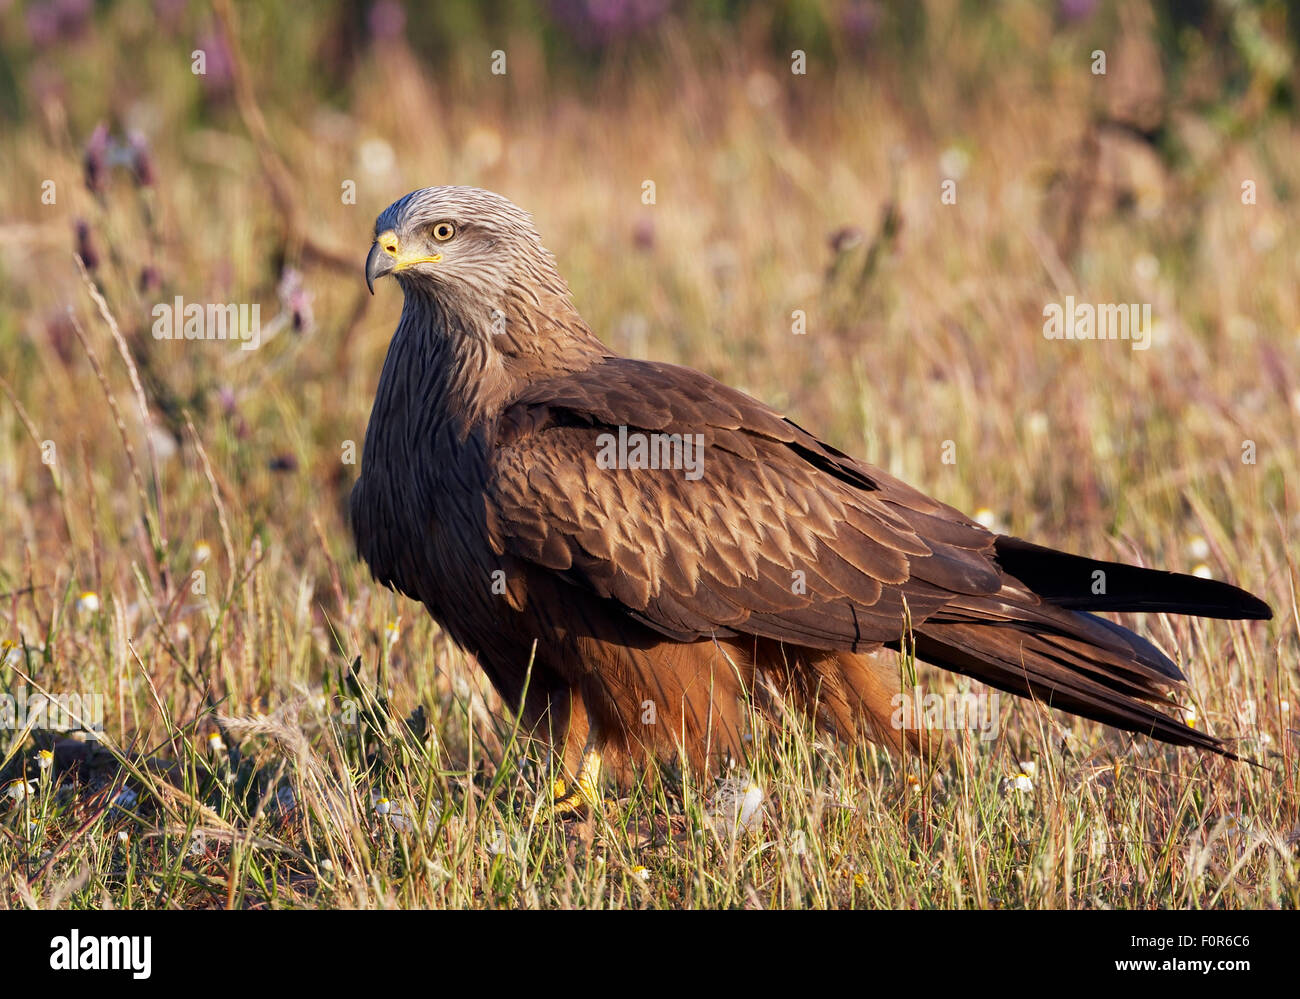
[{"left": 491, "top": 355, "right": 978, "bottom": 526}]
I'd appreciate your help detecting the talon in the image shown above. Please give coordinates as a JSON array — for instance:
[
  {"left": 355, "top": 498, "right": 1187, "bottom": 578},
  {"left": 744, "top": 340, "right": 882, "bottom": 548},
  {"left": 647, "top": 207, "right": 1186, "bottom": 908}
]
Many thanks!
[{"left": 552, "top": 746, "right": 602, "bottom": 815}]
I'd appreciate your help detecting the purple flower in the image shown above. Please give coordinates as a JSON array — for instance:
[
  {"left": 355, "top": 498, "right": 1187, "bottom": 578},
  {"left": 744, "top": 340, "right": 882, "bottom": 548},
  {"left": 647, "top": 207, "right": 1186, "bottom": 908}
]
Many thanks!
[
  {"left": 195, "top": 30, "right": 234, "bottom": 98},
  {"left": 368, "top": 0, "right": 406, "bottom": 42},
  {"left": 278, "top": 267, "right": 314, "bottom": 333},
  {"left": 217, "top": 386, "right": 250, "bottom": 440},
  {"left": 25, "top": 0, "right": 93, "bottom": 45},
  {"left": 839, "top": 1, "right": 880, "bottom": 48},
  {"left": 128, "top": 131, "right": 155, "bottom": 187},
  {"left": 54, "top": 0, "right": 92, "bottom": 38},
  {"left": 217, "top": 385, "right": 238, "bottom": 415},
  {"left": 1058, "top": 0, "right": 1098, "bottom": 23},
  {"left": 83, "top": 122, "right": 110, "bottom": 194},
  {"left": 632, "top": 215, "right": 655, "bottom": 252},
  {"left": 25, "top": 3, "right": 60, "bottom": 47},
  {"left": 74, "top": 219, "right": 99, "bottom": 270},
  {"left": 45, "top": 310, "right": 78, "bottom": 366},
  {"left": 549, "top": 0, "right": 670, "bottom": 47},
  {"left": 153, "top": 0, "right": 188, "bottom": 33}
]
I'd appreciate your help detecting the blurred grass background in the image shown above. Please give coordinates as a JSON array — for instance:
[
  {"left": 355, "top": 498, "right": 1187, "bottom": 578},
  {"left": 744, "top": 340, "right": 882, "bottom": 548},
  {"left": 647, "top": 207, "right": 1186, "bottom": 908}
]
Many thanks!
[{"left": 0, "top": 0, "right": 1296, "bottom": 909}]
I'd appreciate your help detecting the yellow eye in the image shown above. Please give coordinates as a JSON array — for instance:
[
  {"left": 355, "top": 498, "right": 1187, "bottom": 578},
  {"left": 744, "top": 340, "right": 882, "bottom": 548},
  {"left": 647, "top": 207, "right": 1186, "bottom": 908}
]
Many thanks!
[{"left": 432, "top": 221, "right": 456, "bottom": 242}]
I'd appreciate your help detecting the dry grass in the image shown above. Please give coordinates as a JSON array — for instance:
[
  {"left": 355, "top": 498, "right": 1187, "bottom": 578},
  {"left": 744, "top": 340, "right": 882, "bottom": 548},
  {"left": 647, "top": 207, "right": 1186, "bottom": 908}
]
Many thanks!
[{"left": 0, "top": 1, "right": 1296, "bottom": 908}]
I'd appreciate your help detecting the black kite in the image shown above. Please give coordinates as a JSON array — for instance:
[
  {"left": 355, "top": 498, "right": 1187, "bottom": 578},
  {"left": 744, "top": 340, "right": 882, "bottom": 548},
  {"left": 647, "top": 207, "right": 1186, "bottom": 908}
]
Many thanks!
[{"left": 352, "top": 186, "right": 1271, "bottom": 805}]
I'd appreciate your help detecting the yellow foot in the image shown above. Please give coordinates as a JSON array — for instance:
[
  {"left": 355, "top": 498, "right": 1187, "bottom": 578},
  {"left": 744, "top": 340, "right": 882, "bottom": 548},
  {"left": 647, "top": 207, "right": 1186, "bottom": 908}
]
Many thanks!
[{"left": 552, "top": 746, "right": 603, "bottom": 815}]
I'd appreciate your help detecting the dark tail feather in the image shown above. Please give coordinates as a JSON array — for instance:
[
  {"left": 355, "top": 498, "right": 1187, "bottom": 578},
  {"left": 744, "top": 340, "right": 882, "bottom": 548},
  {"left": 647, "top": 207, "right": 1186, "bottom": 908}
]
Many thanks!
[
  {"left": 994, "top": 535, "right": 1273, "bottom": 620},
  {"left": 913, "top": 617, "right": 1234, "bottom": 757}
]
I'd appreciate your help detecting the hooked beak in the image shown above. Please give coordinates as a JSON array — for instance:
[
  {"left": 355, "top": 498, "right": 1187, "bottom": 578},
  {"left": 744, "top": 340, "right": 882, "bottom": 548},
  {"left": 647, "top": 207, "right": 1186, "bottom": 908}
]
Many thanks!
[
  {"left": 365, "top": 241, "right": 391, "bottom": 295},
  {"left": 365, "top": 229, "right": 442, "bottom": 294}
]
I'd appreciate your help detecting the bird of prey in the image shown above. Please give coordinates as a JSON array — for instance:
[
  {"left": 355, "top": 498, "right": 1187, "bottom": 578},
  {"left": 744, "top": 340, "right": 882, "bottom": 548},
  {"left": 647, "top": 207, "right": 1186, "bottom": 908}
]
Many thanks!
[{"left": 352, "top": 186, "right": 1271, "bottom": 806}]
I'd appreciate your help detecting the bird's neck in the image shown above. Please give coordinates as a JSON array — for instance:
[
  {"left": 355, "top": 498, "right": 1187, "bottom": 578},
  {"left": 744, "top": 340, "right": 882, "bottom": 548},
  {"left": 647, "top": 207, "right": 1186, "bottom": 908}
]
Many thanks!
[{"left": 370, "top": 290, "right": 606, "bottom": 454}]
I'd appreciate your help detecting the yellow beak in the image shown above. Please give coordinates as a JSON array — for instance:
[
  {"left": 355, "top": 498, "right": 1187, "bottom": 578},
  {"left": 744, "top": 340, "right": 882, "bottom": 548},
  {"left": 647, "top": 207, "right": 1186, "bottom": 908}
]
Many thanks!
[{"left": 365, "top": 230, "right": 442, "bottom": 293}]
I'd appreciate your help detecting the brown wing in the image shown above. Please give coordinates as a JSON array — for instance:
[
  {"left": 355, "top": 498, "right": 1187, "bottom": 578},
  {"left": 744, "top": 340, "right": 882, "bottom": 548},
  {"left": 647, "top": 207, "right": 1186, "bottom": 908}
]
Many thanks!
[
  {"left": 486, "top": 357, "right": 1008, "bottom": 650},
  {"left": 484, "top": 357, "right": 1262, "bottom": 755}
]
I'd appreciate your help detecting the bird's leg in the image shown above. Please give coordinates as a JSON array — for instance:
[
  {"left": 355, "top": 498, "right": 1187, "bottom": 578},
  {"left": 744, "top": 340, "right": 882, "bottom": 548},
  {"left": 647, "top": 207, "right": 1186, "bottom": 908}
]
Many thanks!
[{"left": 553, "top": 738, "right": 603, "bottom": 815}]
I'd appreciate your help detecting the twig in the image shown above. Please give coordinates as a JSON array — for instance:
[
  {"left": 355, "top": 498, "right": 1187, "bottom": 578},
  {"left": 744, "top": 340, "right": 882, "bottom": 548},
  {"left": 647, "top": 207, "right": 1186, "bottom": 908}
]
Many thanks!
[
  {"left": 67, "top": 306, "right": 164, "bottom": 569},
  {"left": 211, "top": 0, "right": 358, "bottom": 275},
  {"left": 75, "top": 254, "right": 167, "bottom": 560}
]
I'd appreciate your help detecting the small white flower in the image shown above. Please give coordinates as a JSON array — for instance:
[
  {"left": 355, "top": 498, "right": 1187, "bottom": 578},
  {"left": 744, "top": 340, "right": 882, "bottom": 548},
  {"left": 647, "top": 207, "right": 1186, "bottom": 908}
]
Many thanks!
[
  {"left": 1184, "top": 707, "right": 1198, "bottom": 728},
  {"left": 1001, "top": 773, "right": 1034, "bottom": 794},
  {"left": 1221, "top": 814, "right": 1251, "bottom": 837},
  {"left": 359, "top": 138, "right": 396, "bottom": 176},
  {"left": 117, "top": 830, "right": 129, "bottom": 844},
  {"left": 736, "top": 781, "right": 764, "bottom": 828},
  {"left": 1191, "top": 564, "right": 1213, "bottom": 580},
  {"left": 194, "top": 540, "right": 212, "bottom": 564},
  {"left": 35, "top": 749, "right": 54, "bottom": 771},
  {"left": 76, "top": 591, "right": 101, "bottom": 614},
  {"left": 207, "top": 731, "right": 226, "bottom": 752},
  {"left": 6, "top": 779, "right": 36, "bottom": 801},
  {"left": 1249, "top": 221, "right": 1278, "bottom": 254},
  {"left": 1185, "top": 535, "right": 1210, "bottom": 561},
  {"left": 375, "top": 796, "right": 392, "bottom": 815},
  {"left": 630, "top": 865, "right": 650, "bottom": 883},
  {"left": 1133, "top": 253, "right": 1160, "bottom": 283},
  {"left": 463, "top": 126, "right": 503, "bottom": 170},
  {"left": 385, "top": 619, "right": 401, "bottom": 647},
  {"left": 708, "top": 777, "right": 766, "bottom": 833},
  {"left": 1281, "top": 700, "right": 1290, "bottom": 714},
  {"left": 938, "top": 145, "right": 971, "bottom": 181},
  {"left": 1017, "top": 760, "right": 1037, "bottom": 778}
]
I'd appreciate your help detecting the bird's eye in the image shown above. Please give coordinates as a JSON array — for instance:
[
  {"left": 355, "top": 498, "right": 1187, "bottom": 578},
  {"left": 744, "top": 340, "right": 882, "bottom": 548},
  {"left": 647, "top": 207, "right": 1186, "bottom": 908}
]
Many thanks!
[{"left": 431, "top": 221, "right": 456, "bottom": 242}]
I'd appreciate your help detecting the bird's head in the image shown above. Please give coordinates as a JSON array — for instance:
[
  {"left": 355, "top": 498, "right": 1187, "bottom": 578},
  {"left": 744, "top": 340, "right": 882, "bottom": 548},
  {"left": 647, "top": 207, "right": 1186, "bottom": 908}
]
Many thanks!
[
  {"left": 365, "top": 186, "right": 560, "bottom": 303},
  {"left": 365, "top": 186, "right": 606, "bottom": 379}
]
